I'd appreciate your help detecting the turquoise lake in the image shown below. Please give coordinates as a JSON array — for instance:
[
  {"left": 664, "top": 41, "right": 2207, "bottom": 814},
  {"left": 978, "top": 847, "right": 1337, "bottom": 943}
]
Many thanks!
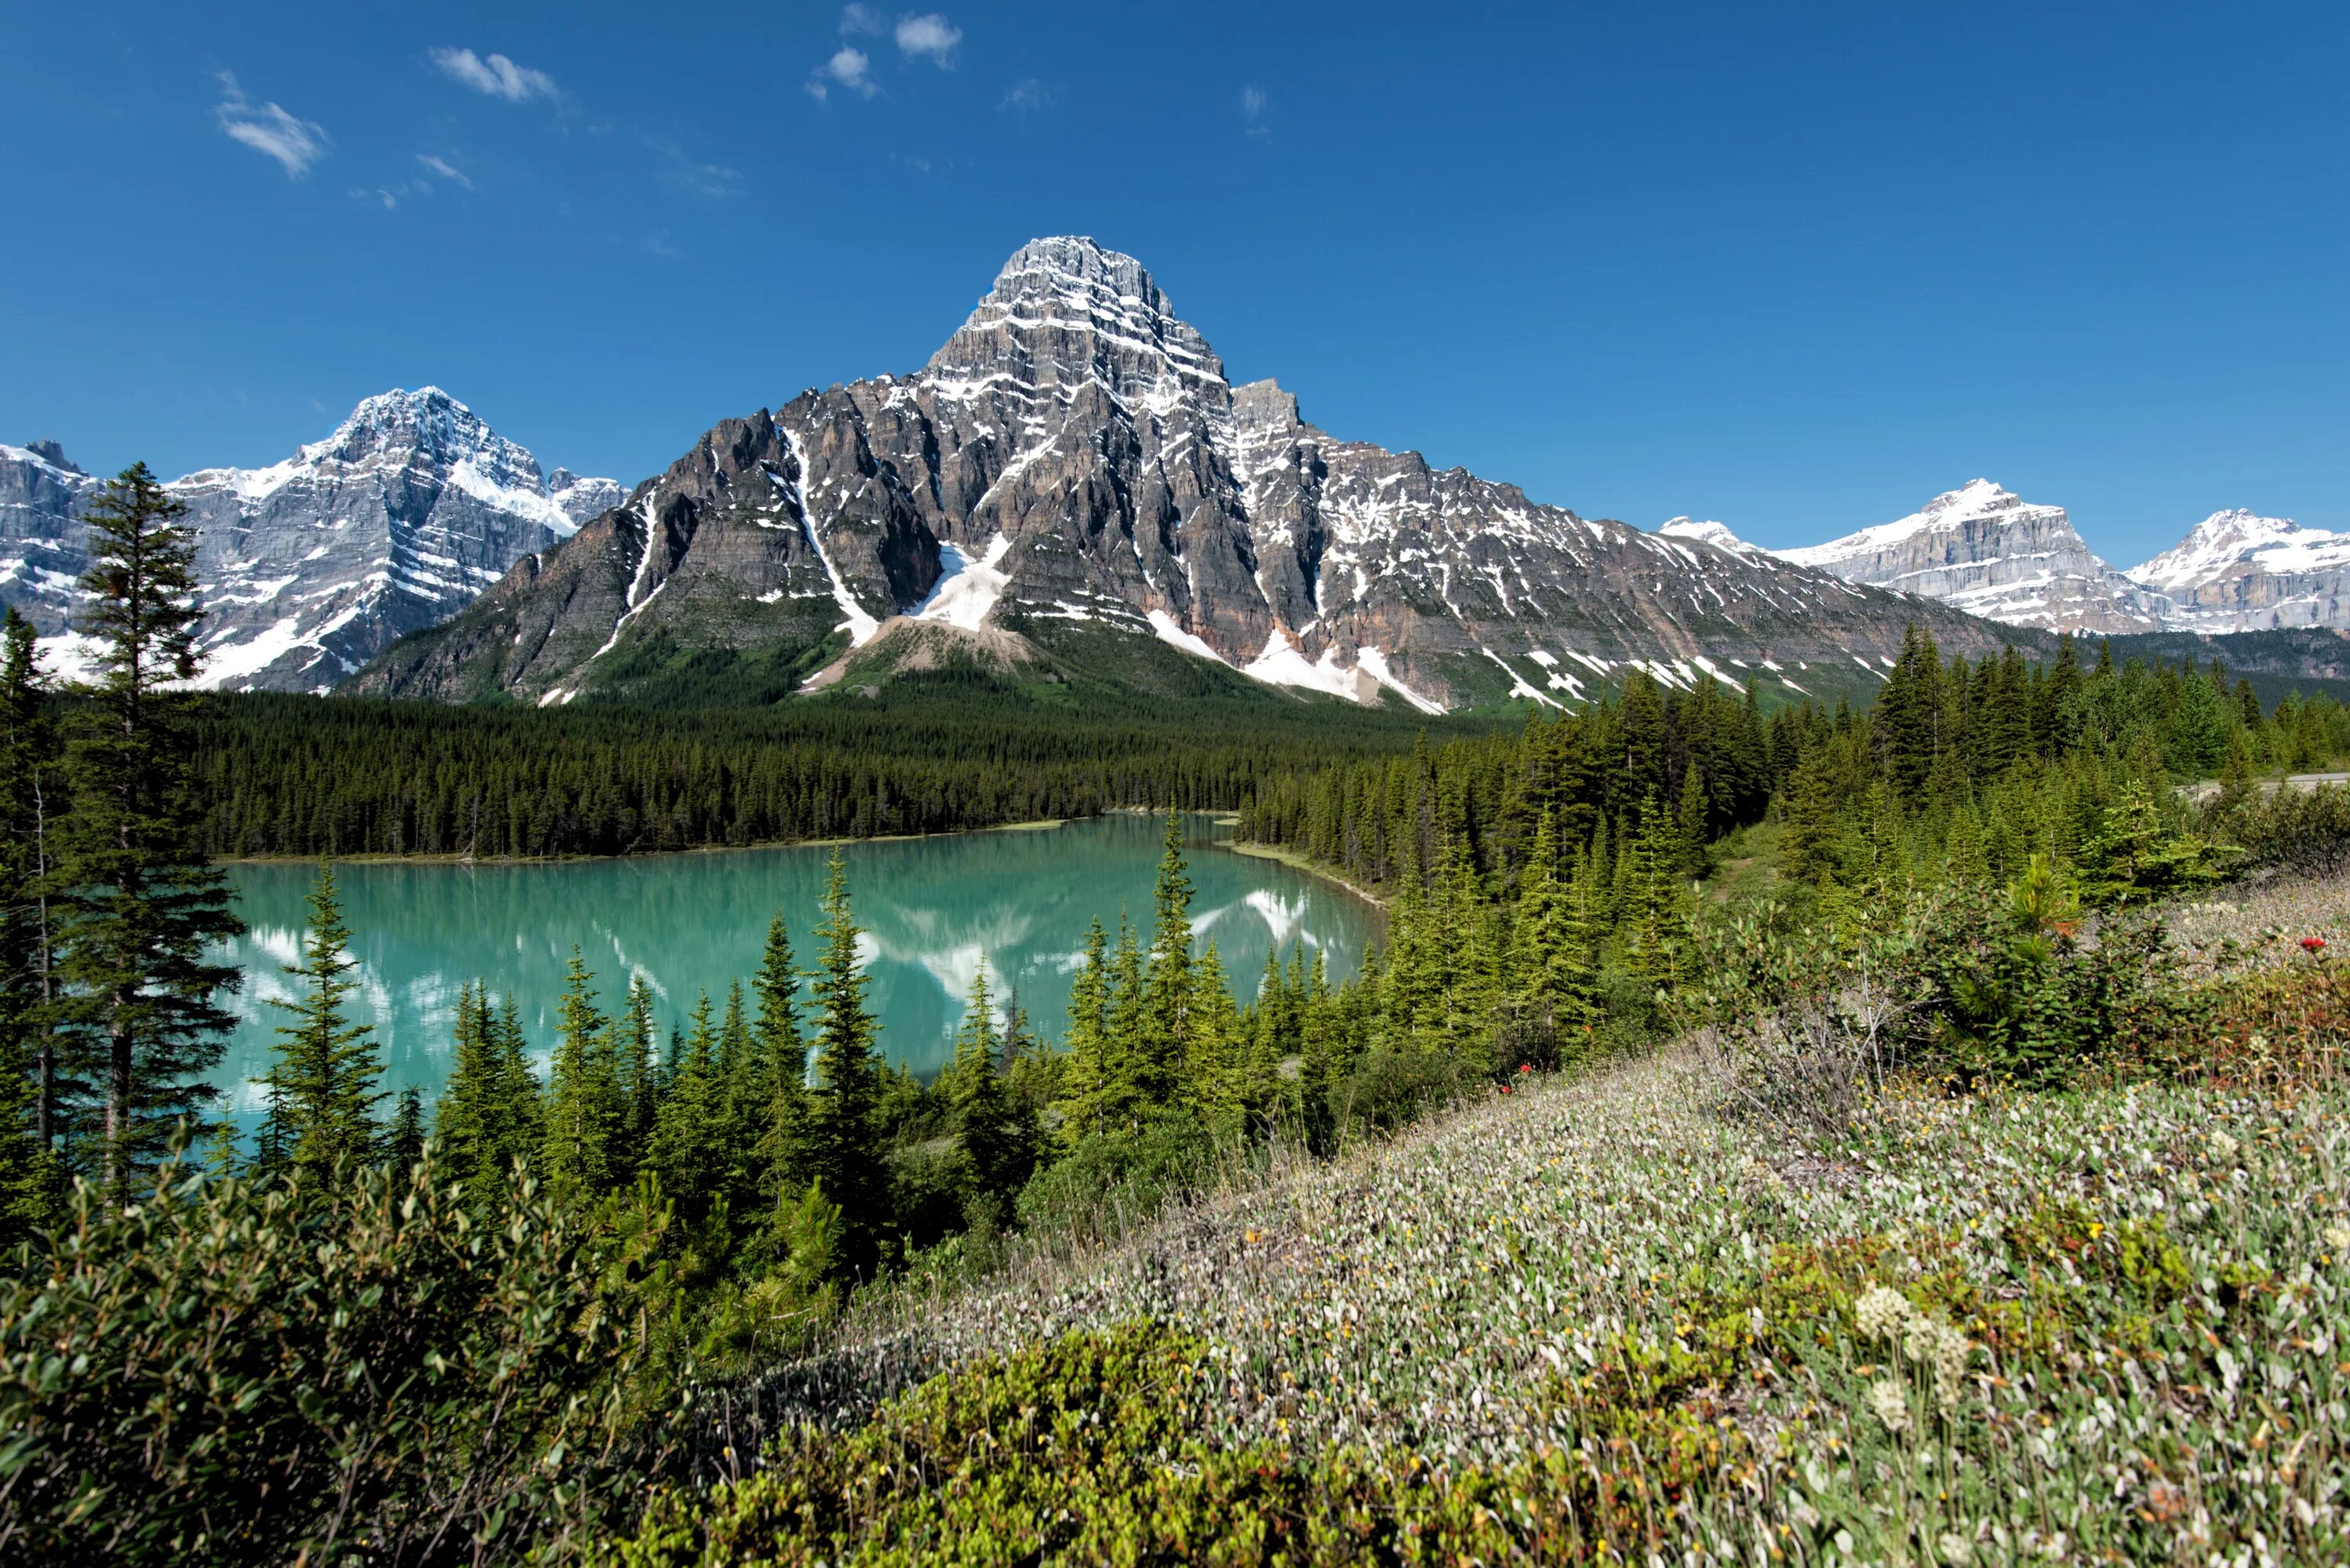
[{"left": 208, "top": 814, "right": 1379, "bottom": 1130}]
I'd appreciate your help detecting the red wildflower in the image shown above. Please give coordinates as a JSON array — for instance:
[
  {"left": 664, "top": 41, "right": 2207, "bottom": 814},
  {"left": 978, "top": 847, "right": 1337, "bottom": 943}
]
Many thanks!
[
  {"left": 2302, "top": 936, "right": 2328, "bottom": 953},
  {"left": 1519, "top": 1063, "right": 1533, "bottom": 1074}
]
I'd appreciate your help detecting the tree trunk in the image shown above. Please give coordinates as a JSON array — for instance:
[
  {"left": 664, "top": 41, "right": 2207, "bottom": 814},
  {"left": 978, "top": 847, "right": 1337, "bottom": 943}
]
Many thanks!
[{"left": 106, "top": 1000, "right": 132, "bottom": 1200}]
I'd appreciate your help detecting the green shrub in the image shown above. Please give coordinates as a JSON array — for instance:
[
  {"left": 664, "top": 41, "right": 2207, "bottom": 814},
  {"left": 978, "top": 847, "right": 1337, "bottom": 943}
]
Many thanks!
[{"left": 0, "top": 1155, "right": 676, "bottom": 1565}]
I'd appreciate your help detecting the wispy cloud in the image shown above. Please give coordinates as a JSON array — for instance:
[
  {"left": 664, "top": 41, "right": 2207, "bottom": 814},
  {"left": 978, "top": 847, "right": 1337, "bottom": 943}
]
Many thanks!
[
  {"left": 213, "top": 71, "right": 331, "bottom": 178},
  {"left": 1241, "top": 82, "right": 1270, "bottom": 139},
  {"left": 415, "top": 154, "right": 474, "bottom": 190},
  {"left": 895, "top": 13, "right": 962, "bottom": 67},
  {"left": 350, "top": 187, "right": 398, "bottom": 210},
  {"left": 1000, "top": 78, "right": 1057, "bottom": 114},
  {"left": 644, "top": 230, "right": 681, "bottom": 259},
  {"left": 839, "top": 3, "right": 887, "bottom": 34},
  {"left": 429, "top": 47, "right": 559, "bottom": 104},
  {"left": 645, "top": 136, "right": 743, "bottom": 198},
  {"left": 808, "top": 45, "right": 879, "bottom": 102}
]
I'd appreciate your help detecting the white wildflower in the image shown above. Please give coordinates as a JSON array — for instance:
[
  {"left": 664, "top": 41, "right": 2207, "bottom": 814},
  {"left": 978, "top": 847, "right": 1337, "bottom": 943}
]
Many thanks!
[
  {"left": 2208, "top": 1129, "right": 2238, "bottom": 1162},
  {"left": 2323, "top": 1223, "right": 2350, "bottom": 1254},
  {"left": 1939, "top": 1530, "right": 1972, "bottom": 1565},
  {"left": 1868, "top": 1376, "right": 1911, "bottom": 1433},
  {"left": 1856, "top": 1283, "right": 1911, "bottom": 1342},
  {"left": 1931, "top": 1322, "right": 1972, "bottom": 1408}
]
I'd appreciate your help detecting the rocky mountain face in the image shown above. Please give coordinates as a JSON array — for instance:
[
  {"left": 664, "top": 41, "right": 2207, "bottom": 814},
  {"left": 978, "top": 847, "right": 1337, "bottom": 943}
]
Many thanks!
[
  {"left": 1773, "top": 479, "right": 2168, "bottom": 634},
  {"left": 0, "top": 440, "right": 98, "bottom": 634},
  {"left": 356, "top": 237, "right": 2016, "bottom": 712},
  {"left": 2125, "top": 510, "right": 2350, "bottom": 633},
  {"left": 0, "top": 391, "right": 618, "bottom": 692}
]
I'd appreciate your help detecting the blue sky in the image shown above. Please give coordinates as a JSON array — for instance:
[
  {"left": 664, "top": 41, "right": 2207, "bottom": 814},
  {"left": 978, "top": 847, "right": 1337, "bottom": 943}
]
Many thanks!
[{"left": 4, "top": 2, "right": 2345, "bottom": 563}]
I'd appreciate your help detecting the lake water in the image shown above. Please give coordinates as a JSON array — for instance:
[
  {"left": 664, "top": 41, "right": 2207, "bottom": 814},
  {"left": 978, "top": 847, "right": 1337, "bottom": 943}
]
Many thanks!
[{"left": 208, "top": 814, "right": 1379, "bottom": 1131}]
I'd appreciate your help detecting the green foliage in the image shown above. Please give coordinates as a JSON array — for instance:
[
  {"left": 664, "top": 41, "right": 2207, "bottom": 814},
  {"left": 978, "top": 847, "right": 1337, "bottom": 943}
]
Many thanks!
[
  {"left": 0, "top": 1153, "right": 673, "bottom": 1565},
  {"left": 804, "top": 853, "right": 884, "bottom": 1280},
  {"left": 252, "top": 863, "right": 387, "bottom": 1191},
  {"left": 56, "top": 465, "right": 245, "bottom": 1198}
]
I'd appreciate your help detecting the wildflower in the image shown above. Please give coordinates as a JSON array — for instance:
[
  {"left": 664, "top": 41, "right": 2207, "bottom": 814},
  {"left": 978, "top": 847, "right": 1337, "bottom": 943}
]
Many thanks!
[
  {"left": 1929, "top": 1323, "right": 1972, "bottom": 1408},
  {"left": 2302, "top": 936, "right": 2327, "bottom": 953},
  {"left": 1519, "top": 1063, "right": 1533, "bottom": 1075},
  {"left": 1868, "top": 1377, "right": 1911, "bottom": 1433},
  {"left": 1856, "top": 1284, "right": 1911, "bottom": 1342},
  {"left": 1939, "top": 1531, "right": 1972, "bottom": 1565},
  {"left": 2325, "top": 1223, "right": 2350, "bottom": 1254},
  {"left": 2209, "top": 1130, "right": 2239, "bottom": 1162}
]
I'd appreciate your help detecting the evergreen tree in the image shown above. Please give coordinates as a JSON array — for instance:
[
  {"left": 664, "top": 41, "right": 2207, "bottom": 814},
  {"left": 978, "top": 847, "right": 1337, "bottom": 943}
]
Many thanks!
[
  {"left": 0, "top": 612, "right": 60, "bottom": 1235},
  {"left": 804, "top": 851, "right": 886, "bottom": 1277},
  {"left": 613, "top": 974, "right": 659, "bottom": 1182},
  {"left": 751, "top": 913, "right": 808, "bottom": 1201},
  {"left": 384, "top": 1087, "right": 426, "bottom": 1176},
  {"left": 651, "top": 992, "right": 722, "bottom": 1227},
  {"left": 56, "top": 464, "right": 244, "bottom": 1198},
  {"left": 945, "top": 962, "right": 1029, "bottom": 1211},
  {"left": 1141, "top": 813, "right": 1195, "bottom": 1102},
  {"left": 539, "top": 950, "right": 620, "bottom": 1206},
  {"left": 257, "top": 862, "right": 387, "bottom": 1192},
  {"left": 1509, "top": 817, "right": 1597, "bottom": 1041},
  {"left": 1054, "top": 916, "right": 1112, "bottom": 1143}
]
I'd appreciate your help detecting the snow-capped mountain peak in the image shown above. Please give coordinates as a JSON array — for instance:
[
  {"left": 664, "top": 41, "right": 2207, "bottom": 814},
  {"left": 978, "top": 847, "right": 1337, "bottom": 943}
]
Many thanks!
[
  {"left": 1658, "top": 518, "right": 1756, "bottom": 555},
  {"left": 2128, "top": 509, "right": 2318, "bottom": 592},
  {"left": 1, "top": 393, "right": 617, "bottom": 692},
  {"left": 1772, "top": 479, "right": 2165, "bottom": 633},
  {"left": 2123, "top": 508, "right": 2350, "bottom": 631}
]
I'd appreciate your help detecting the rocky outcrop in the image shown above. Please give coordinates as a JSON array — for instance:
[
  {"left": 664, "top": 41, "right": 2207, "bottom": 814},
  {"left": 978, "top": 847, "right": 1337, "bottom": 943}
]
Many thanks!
[
  {"left": 1775, "top": 479, "right": 2167, "bottom": 634},
  {"left": 2, "top": 391, "right": 619, "bottom": 692},
  {"left": 2127, "top": 510, "right": 2350, "bottom": 632},
  {"left": 358, "top": 237, "right": 2016, "bottom": 710},
  {"left": 0, "top": 441, "right": 97, "bottom": 635}
]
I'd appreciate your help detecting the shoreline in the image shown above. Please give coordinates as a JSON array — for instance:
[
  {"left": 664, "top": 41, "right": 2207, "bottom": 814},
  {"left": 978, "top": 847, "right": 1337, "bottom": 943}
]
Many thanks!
[
  {"left": 1220, "top": 840, "right": 1388, "bottom": 911},
  {"left": 216, "top": 815, "right": 1074, "bottom": 866}
]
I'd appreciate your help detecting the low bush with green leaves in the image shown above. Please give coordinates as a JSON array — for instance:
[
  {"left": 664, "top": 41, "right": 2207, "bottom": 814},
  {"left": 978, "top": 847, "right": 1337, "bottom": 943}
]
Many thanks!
[{"left": 0, "top": 1154, "right": 684, "bottom": 1566}]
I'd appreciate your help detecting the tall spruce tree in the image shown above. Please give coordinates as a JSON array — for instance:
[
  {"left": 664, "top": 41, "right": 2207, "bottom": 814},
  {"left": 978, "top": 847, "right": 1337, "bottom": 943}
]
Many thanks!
[
  {"left": 257, "top": 862, "right": 387, "bottom": 1191},
  {"left": 751, "top": 913, "right": 808, "bottom": 1201},
  {"left": 804, "top": 851, "right": 886, "bottom": 1277},
  {"left": 1054, "top": 916, "right": 1111, "bottom": 1144},
  {"left": 945, "top": 962, "right": 1027, "bottom": 1211},
  {"left": 1141, "top": 813, "right": 1195, "bottom": 1102},
  {"left": 0, "top": 612, "right": 60, "bottom": 1234},
  {"left": 56, "top": 464, "right": 244, "bottom": 1198},
  {"left": 539, "top": 951, "right": 620, "bottom": 1205}
]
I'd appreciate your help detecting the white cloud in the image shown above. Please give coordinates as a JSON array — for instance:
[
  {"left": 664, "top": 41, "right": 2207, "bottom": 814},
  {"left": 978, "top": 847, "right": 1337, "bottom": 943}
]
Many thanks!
[
  {"left": 645, "top": 137, "right": 743, "bottom": 198},
  {"left": 895, "top": 13, "right": 962, "bottom": 66},
  {"left": 814, "top": 45, "right": 879, "bottom": 99},
  {"left": 839, "top": 3, "right": 887, "bottom": 34},
  {"left": 1241, "top": 82, "right": 1271, "bottom": 139},
  {"left": 429, "top": 47, "right": 558, "bottom": 104},
  {"left": 415, "top": 154, "right": 474, "bottom": 190},
  {"left": 1000, "top": 78, "right": 1056, "bottom": 113},
  {"left": 213, "top": 71, "right": 331, "bottom": 178}
]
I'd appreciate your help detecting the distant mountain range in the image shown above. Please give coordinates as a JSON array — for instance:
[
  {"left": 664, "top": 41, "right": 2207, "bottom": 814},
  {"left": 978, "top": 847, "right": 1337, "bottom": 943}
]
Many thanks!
[
  {"left": 2, "top": 390, "right": 617, "bottom": 692},
  {"left": 1702, "top": 481, "right": 2347, "bottom": 638},
  {"left": 349, "top": 237, "right": 2030, "bottom": 713},
  {"left": 9, "top": 238, "right": 2343, "bottom": 710}
]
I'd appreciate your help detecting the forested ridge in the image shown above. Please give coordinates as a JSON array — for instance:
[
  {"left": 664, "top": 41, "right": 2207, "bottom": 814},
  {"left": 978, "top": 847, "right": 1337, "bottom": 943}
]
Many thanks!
[{"left": 185, "top": 680, "right": 1490, "bottom": 858}]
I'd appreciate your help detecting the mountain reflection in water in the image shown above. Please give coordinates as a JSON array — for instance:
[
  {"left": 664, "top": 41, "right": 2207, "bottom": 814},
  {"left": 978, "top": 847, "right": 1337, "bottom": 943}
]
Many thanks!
[{"left": 207, "top": 815, "right": 1379, "bottom": 1130}]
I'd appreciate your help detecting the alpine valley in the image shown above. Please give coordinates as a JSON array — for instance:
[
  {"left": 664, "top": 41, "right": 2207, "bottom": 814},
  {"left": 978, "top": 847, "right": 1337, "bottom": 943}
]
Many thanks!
[{"left": 1, "top": 389, "right": 619, "bottom": 692}]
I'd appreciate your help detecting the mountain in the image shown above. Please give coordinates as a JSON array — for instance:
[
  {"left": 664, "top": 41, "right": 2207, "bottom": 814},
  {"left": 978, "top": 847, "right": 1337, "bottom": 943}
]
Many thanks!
[
  {"left": 1773, "top": 479, "right": 2167, "bottom": 634},
  {"left": 1658, "top": 518, "right": 1757, "bottom": 555},
  {"left": 354, "top": 237, "right": 2018, "bottom": 712},
  {"left": 2125, "top": 509, "right": 2350, "bottom": 632},
  {"left": 0, "top": 390, "right": 619, "bottom": 692},
  {"left": 0, "top": 440, "right": 97, "bottom": 634}
]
